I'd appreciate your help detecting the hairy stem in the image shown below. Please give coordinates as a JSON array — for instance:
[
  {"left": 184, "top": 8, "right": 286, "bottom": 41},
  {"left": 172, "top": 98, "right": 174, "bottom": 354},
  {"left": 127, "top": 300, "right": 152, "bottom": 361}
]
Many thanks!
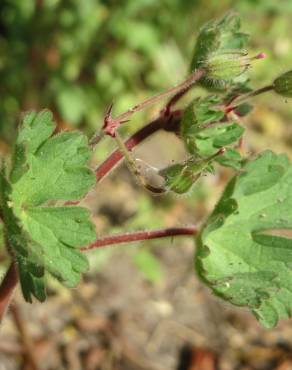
[
  {"left": 82, "top": 226, "right": 198, "bottom": 251},
  {"left": 90, "top": 69, "right": 196, "bottom": 146},
  {"left": 114, "top": 131, "right": 167, "bottom": 194},
  {"left": 0, "top": 262, "right": 18, "bottom": 322},
  {"left": 114, "top": 131, "right": 146, "bottom": 186},
  {"left": 163, "top": 84, "right": 193, "bottom": 116},
  {"left": 227, "top": 85, "right": 274, "bottom": 112},
  {"left": 104, "top": 69, "right": 204, "bottom": 135}
]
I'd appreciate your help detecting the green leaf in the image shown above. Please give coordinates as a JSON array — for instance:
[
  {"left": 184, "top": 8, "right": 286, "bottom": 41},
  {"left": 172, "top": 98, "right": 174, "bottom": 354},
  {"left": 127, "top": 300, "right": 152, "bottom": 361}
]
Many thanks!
[
  {"left": 11, "top": 111, "right": 94, "bottom": 207},
  {"left": 181, "top": 97, "right": 244, "bottom": 159},
  {"left": 191, "top": 12, "right": 249, "bottom": 90},
  {"left": 196, "top": 150, "right": 292, "bottom": 327},
  {"left": 21, "top": 207, "right": 94, "bottom": 287},
  {"left": 215, "top": 148, "right": 243, "bottom": 170},
  {"left": 234, "top": 103, "right": 253, "bottom": 117},
  {"left": 0, "top": 169, "right": 46, "bottom": 302},
  {"left": 194, "top": 122, "right": 244, "bottom": 157},
  {"left": 1, "top": 110, "right": 96, "bottom": 302},
  {"left": 181, "top": 96, "right": 225, "bottom": 154}
]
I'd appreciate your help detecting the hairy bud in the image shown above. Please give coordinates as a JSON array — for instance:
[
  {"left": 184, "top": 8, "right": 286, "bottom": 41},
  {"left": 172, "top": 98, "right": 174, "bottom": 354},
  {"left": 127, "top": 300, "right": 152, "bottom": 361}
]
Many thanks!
[
  {"left": 273, "top": 70, "right": 292, "bottom": 98},
  {"left": 190, "top": 12, "right": 257, "bottom": 90},
  {"left": 203, "top": 52, "right": 265, "bottom": 87}
]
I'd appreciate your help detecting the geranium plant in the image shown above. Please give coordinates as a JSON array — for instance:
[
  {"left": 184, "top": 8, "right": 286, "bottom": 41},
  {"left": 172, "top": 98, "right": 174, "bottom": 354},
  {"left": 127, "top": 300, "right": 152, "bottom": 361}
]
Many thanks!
[{"left": 1, "top": 12, "right": 292, "bottom": 329}]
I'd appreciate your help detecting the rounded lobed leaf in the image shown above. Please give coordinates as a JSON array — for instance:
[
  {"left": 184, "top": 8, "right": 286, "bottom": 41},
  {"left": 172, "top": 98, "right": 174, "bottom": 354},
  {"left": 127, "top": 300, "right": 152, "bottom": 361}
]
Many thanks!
[
  {"left": 196, "top": 150, "right": 292, "bottom": 327},
  {"left": 1, "top": 110, "right": 97, "bottom": 302}
]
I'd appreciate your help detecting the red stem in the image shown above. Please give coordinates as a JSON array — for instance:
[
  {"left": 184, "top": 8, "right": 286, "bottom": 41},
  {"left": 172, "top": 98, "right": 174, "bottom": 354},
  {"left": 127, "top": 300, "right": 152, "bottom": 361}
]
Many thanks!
[
  {"left": 0, "top": 262, "right": 18, "bottom": 322},
  {"left": 10, "top": 304, "right": 40, "bottom": 370},
  {"left": 82, "top": 226, "right": 198, "bottom": 251},
  {"left": 164, "top": 85, "right": 193, "bottom": 116},
  {"left": 95, "top": 112, "right": 182, "bottom": 183},
  {"left": 103, "top": 69, "right": 204, "bottom": 136}
]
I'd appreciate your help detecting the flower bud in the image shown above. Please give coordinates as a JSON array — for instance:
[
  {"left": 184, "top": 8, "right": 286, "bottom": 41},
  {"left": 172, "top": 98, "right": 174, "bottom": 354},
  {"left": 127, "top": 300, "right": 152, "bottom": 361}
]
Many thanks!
[
  {"left": 203, "top": 52, "right": 264, "bottom": 88},
  {"left": 191, "top": 12, "right": 246, "bottom": 72},
  {"left": 273, "top": 70, "right": 292, "bottom": 98},
  {"left": 190, "top": 12, "right": 266, "bottom": 90},
  {"left": 202, "top": 51, "right": 265, "bottom": 88},
  {"left": 159, "top": 149, "right": 225, "bottom": 194},
  {"left": 159, "top": 163, "right": 199, "bottom": 194}
]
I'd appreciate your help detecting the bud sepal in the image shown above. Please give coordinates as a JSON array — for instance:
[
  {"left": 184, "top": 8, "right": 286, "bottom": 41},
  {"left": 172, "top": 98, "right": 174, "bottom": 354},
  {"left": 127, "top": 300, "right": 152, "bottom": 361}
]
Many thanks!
[
  {"left": 190, "top": 12, "right": 258, "bottom": 90},
  {"left": 159, "top": 149, "right": 225, "bottom": 194}
]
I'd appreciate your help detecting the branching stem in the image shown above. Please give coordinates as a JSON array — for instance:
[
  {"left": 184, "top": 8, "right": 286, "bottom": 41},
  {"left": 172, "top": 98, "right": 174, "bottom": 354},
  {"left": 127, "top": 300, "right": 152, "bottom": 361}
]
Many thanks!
[
  {"left": 93, "top": 70, "right": 204, "bottom": 186},
  {"left": 117, "top": 69, "right": 203, "bottom": 120},
  {"left": 95, "top": 112, "right": 181, "bottom": 184},
  {"left": 103, "top": 69, "right": 204, "bottom": 136}
]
